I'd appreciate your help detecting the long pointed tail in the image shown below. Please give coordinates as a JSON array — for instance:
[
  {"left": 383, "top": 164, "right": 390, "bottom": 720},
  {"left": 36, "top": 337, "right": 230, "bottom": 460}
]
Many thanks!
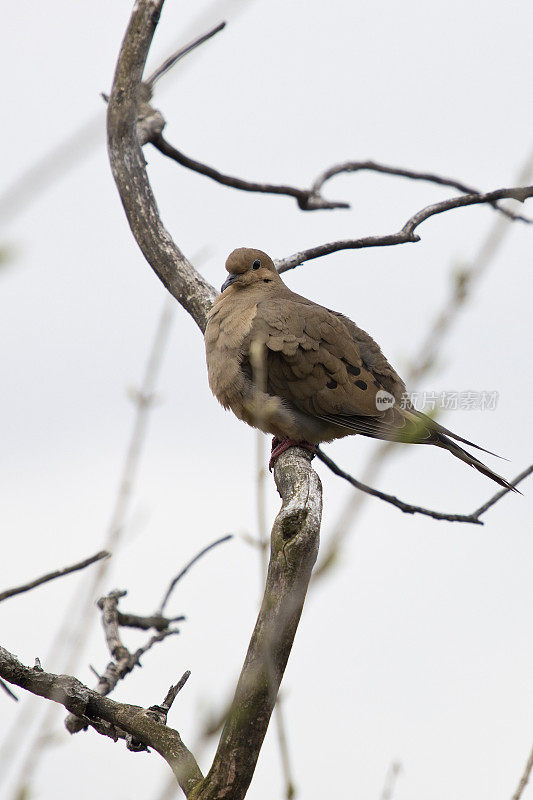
[{"left": 436, "top": 433, "right": 519, "bottom": 492}]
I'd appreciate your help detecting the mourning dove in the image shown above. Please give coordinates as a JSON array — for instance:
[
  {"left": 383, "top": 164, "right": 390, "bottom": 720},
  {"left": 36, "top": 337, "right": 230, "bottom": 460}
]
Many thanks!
[{"left": 205, "top": 247, "right": 515, "bottom": 490}]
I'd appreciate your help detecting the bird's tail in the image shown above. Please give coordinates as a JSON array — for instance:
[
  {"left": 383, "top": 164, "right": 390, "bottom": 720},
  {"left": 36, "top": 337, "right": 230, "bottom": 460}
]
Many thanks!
[{"left": 436, "top": 433, "right": 519, "bottom": 492}]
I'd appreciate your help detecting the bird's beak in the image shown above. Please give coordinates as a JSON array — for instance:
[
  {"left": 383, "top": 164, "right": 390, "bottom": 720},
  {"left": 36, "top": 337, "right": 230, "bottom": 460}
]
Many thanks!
[{"left": 221, "top": 273, "right": 239, "bottom": 292}]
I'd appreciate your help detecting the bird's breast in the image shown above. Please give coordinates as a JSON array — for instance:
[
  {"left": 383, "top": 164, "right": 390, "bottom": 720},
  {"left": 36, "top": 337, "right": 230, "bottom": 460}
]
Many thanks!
[{"left": 205, "top": 298, "right": 258, "bottom": 408}]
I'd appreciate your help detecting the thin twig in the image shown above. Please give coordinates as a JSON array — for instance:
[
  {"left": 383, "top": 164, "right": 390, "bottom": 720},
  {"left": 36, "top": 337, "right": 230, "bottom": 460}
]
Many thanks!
[
  {"left": 97, "top": 590, "right": 129, "bottom": 660},
  {"left": 67, "top": 299, "right": 175, "bottom": 642},
  {"left": 315, "top": 448, "right": 532, "bottom": 525},
  {"left": 0, "top": 678, "right": 18, "bottom": 702},
  {"left": 65, "top": 589, "right": 181, "bottom": 734},
  {"left": 472, "top": 465, "right": 533, "bottom": 517},
  {"left": 0, "top": 550, "right": 110, "bottom": 603},
  {"left": 0, "top": 4, "right": 248, "bottom": 228},
  {"left": 148, "top": 104, "right": 533, "bottom": 220},
  {"left": 0, "top": 299, "right": 177, "bottom": 794},
  {"left": 379, "top": 761, "right": 402, "bottom": 800},
  {"left": 161, "top": 671, "right": 191, "bottom": 712},
  {"left": 151, "top": 133, "right": 349, "bottom": 210},
  {"left": 158, "top": 534, "right": 233, "bottom": 614},
  {"left": 133, "top": 628, "right": 181, "bottom": 663},
  {"left": 317, "top": 145, "right": 533, "bottom": 576},
  {"left": 511, "top": 744, "right": 533, "bottom": 800},
  {"left": 138, "top": 15, "right": 533, "bottom": 223},
  {"left": 276, "top": 186, "right": 533, "bottom": 272},
  {"left": 311, "top": 160, "right": 532, "bottom": 224},
  {"left": 145, "top": 22, "right": 226, "bottom": 86},
  {"left": 274, "top": 693, "right": 295, "bottom": 800},
  {"left": 0, "top": 116, "right": 103, "bottom": 228},
  {"left": 117, "top": 611, "right": 185, "bottom": 631}
]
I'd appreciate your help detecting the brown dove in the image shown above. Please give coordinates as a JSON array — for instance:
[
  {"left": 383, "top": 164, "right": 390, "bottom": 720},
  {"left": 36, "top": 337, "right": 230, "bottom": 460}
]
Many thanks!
[{"left": 205, "top": 247, "right": 515, "bottom": 490}]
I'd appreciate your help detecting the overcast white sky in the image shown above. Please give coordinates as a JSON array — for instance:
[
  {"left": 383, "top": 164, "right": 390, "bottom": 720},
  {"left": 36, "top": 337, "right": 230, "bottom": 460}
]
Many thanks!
[{"left": 2, "top": 2, "right": 533, "bottom": 799}]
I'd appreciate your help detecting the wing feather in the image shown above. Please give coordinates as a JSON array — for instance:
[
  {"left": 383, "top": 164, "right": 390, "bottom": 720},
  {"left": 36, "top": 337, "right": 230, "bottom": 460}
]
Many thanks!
[{"left": 246, "top": 299, "right": 406, "bottom": 434}]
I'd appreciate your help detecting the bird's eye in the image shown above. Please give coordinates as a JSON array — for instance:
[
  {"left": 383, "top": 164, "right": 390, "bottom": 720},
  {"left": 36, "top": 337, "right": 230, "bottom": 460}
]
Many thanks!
[{"left": 252, "top": 259, "right": 261, "bottom": 270}]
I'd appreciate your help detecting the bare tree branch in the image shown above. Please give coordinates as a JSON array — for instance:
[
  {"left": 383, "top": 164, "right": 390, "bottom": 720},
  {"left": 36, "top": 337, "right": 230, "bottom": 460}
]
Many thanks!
[
  {"left": 0, "top": 678, "right": 18, "bottom": 701},
  {"left": 0, "top": 298, "right": 178, "bottom": 797},
  {"left": 511, "top": 744, "right": 533, "bottom": 800},
  {"left": 276, "top": 185, "right": 533, "bottom": 272},
  {"left": 254, "top": 432, "right": 295, "bottom": 799},
  {"left": 160, "top": 671, "right": 191, "bottom": 713},
  {"left": 0, "top": 550, "right": 110, "bottom": 603},
  {"left": 2, "top": 443, "right": 322, "bottom": 800},
  {"left": 117, "top": 610, "right": 185, "bottom": 631},
  {"left": 471, "top": 465, "right": 533, "bottom": 517},
  {"left": 0, "top": 647, "right": 203, "bottom": 797},
  {"left": 317, "top": 145, "right": 533, "bottom": 577},
  {"left": 379, "top": 761, "right": 402, "bottom": 800},
  {"left": 65, "top": 589, "right": 182, "bottom": 735},
  {"left": 315, "top": 449, "right": 532, "bottom": 525},
  {"left": 0, "top": 3, "right": 250, "bottom": 228},
  {"left": 142, "top": 41, "right": 533, "bottom": 222},
  {"left": 311, "top": 160, "right": 532, "bottom": 224},
  {"left": 150, "top": 132, "right": 350, "bottom": 210},
  {"left": 190, "top": 447, "right": 321, "bottom": 800},
  {"left": 107, "top": 1, "right": 216, "bottom": 332},
  {"left": 144, "top": 22, "right": 226, "bottom": 86},
  {"left": 109, "top": 14, "right": 327, "bottom": 797},
  {"left": 274, "top": 693, "right": 295, "bottom": 800},
  {"left": 159, "top": 534, "right": 233, "bottom": 615},
  {"left": 106, "top": 5, "right": 532, "bottom": 799},
  {"left": 0, "top": 116, "right": 103, "bottom": 228}
]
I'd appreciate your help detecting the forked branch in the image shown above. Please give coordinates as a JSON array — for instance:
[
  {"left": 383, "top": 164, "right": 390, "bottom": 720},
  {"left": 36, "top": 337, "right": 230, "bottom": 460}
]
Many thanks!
[
  {"left": 276, "top": 185, "right": 533, "bottom": 272},
  {"left": 131, "top": 22, "right": 533, "bottom": 228},
  {"left": 0, "top": 646, "right": 202, "bottom": 796},
  {"left": 316, "top": 450, "right": 533, "bottom": 524}
]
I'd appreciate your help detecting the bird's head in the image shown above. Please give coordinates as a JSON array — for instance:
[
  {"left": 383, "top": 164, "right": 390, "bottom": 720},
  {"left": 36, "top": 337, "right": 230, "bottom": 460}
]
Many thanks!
[{"left": 221, "top": 248, "right": 280, "bottom": 292}]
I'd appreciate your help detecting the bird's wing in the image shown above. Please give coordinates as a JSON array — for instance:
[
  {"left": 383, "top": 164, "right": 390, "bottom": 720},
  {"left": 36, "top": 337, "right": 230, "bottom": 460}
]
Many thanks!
[{"left": 247, "top": 299, "right": 430, "bottom": 441}]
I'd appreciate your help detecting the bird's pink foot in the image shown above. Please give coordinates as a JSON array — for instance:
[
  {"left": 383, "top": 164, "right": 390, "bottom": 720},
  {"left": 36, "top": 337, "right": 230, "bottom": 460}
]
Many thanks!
[{"left": 269, "top": 437, "right": 317, "bottom": 471}]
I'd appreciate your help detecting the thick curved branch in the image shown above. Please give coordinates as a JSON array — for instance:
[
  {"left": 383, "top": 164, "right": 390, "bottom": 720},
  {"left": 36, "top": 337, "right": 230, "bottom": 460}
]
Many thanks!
[
  {"left": 276, "top": 185, "right": 533, "bottom": 272},
  {"left": 0, "top": 647, "right": 202, "bottom": 796},
  {"left": 106, "top": 0, "right": 216, "bottom": 332},
  {"left": 190, "top": 447, "right": 322, "bottom": 800},
  {"left": 316, "top": 449, "right": 533, "bottom": 525}
]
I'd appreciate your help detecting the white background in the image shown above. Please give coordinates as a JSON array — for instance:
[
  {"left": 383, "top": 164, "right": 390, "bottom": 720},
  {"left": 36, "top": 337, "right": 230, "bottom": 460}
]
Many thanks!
[{"left": 1, "top": 1, "right": 533, "bottom": 799}]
